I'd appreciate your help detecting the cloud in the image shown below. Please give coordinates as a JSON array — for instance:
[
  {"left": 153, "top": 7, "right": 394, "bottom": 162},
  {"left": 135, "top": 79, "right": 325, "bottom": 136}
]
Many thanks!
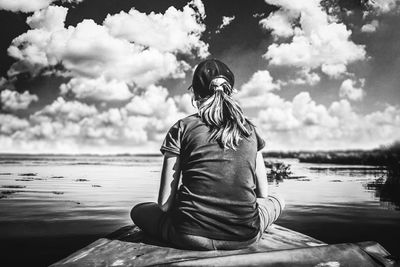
[
  {"left": 173, "top": 93, "right": 197, "bottom": 114},
  {"left": 236, "top": 70, "right": 281, "bottom": 108},
  {"left": 339, "top": 79, "right": 365, "bottom": 101},
  {"left": 215, "top": 15, "right": 235, "bottom": 33},
  {"left": 60, "top": 76, "right": 133, "bottom": 101},
  {"left": 262, "top": 0, "right": 366, "bottom": 78},
  {"left": 125, "top": 85, "right": 190, "bottom": 132},
  {"left": 288, "top": 68, "right": 320, "bottom": 86},
  {"left": 259, "top": 10, "right": 294, "bottom": 38},
  {"left": 34, "top": 97, "right": 98, "bottom": 122},
  {"left": 104, "top": 1, "right": 208, "bottom": 57},
  {"left": 0, "top": 0, "right": 82, "bottom": 13},
  {"left": 366, "top": 0, "right": 400, "bottom": 14},
  {"left": 254, "top": 92, "right": 400, "bottom": 150},
  {"left": 0, "top": 114, "right": 30, "bottom": 135},
  {"left": 1, "top": 1, "right": 208, "bottom": 153},
  {"left": 361, "top": 20, "right": 379, "bottom": 33},
  {"left": 0, "top": 85, "right": 195, "bottom": 153},
  {"left": 26, "top": 5, "right": 68, "bottom": 31},
  {"left": 257, "top": 92, "right": 338, "bottom": 132},
  {"left": 0, "top": 0, "right": 52, "bottom": 12},
  {"left": 7, "top": 1, "right": 208, "bottom": 100},
  {"left": 1, "top": 89, "right": 38, "bottom": 110}
]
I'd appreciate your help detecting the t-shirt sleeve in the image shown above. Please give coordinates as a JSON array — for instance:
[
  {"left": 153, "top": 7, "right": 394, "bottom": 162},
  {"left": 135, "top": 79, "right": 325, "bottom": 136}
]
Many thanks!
[
  {"left": 160, "top": 121, "right": 182, "bottom": 155},
  {"left": 254, "top": 127, "right": 266, "bottom": 151}
]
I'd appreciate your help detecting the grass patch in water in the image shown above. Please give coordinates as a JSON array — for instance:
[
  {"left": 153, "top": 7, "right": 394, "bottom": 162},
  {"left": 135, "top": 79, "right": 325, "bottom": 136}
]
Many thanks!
[
  {"left": 75, "top": 179, "right": 90, "bottom": 182},
  {"left": 19, "top": 173, "right": 37, "bottom": 177},
  {"left": 2, "top": 185, "right": 26, "bottom": 189},
  {"left": 15, "top": 178, "right": 34, "bottom": 181}
]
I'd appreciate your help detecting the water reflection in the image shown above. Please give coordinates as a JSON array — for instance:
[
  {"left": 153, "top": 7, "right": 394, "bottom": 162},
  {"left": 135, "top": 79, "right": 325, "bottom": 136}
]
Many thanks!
[{"left": 309, "top": 166, "right": 386, "bottom": 177}]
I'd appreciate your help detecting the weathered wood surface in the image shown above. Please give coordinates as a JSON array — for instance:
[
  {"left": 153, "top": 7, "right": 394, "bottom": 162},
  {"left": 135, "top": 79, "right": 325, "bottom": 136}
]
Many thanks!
[
  {"left": 50, "top": 224, "right": 394, "bottom": 267},
  {"left": 50, "top": 224, "right": 325, "bottom": 267}
]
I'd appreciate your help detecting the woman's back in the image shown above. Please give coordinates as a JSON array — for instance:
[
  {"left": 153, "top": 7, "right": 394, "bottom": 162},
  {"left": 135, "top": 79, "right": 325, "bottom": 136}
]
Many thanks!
[
  {"left": 161, "top": 114, "right": 265, "bottom": 241},
  {"left": 131, "top": 59, "right": 284, "bottom": 251}
]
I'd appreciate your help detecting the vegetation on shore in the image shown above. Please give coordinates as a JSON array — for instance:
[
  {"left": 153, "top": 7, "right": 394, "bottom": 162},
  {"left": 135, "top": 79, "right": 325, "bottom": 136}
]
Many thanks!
[
  {"left": 263, "top": 149, "right": 385, "bottom": 165},
  {"left": 263, "top": 141, "right": 400, "bottom": 168}
]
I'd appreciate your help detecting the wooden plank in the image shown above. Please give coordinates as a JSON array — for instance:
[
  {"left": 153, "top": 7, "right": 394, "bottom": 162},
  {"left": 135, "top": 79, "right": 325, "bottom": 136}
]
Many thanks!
[
  {"left": 51, "top": 224, "right": 326, "bottom": 267},
  {"left": 165, "top": 243, "right": 383, "bottom": 267}
]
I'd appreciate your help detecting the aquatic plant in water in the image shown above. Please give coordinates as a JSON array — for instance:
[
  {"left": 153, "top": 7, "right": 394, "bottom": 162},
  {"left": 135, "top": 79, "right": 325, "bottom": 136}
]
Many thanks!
[{"left": 264, "top": 161, "right": 292, "bottom": 183}]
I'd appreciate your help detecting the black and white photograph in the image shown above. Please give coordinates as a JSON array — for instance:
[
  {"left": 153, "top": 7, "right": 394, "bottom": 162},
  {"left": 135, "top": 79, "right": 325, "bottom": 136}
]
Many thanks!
[{"left": 0, "top": 0, "right": 399, "bottom": 266}]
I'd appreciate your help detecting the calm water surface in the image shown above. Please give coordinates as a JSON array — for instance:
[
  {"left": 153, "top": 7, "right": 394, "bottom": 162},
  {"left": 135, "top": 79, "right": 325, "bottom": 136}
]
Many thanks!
[{"left": 0, "top": 155, "right": 399, "bottom": 266}]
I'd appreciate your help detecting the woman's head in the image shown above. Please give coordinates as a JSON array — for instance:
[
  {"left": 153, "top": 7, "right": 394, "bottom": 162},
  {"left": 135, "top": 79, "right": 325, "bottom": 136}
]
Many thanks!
[
  {"left": 192, "top": 59, "right": 234, "bottom": 99},
  {"left": 190, "top": 59, "right": 252, "bottom": 150}
]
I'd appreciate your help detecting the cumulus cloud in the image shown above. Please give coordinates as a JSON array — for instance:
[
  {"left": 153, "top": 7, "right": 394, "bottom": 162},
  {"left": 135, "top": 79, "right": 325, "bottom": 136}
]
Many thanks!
[
  {"left": 366, "top": 0, "right": 400, "bottom": 14},
  {"left": 236, "top": 70, "right": 281, "bottom": 108},
  {"left": 262, "top": 0, "right": 366, "bottom": 78},
  {"left": 259, "top": 10, "right": 294, "bottom": 38},
  {"left": 240, "top": 70, "right": 280, "bottom": 96},
  {"left": 0, "top": 85, "right": 195, "bottom": 153},
  {"left": 288, "top": 68, "right": 320, "bottom": 86},
  {"left": 0, "top": 0, "right": 82, "bottom": 13},
  {"left": 60, "top": 76, "right": 133, "bottom": 101},
  {"left": 215, "top": 15, "right": 235, "bottom": 33},
  {"left": 173, "top": 93, "right": 197, "bottom": 114},
  {"left": 0, "top": 114, "right": 30, "bottom": 134},
  {"left": 7, "top": 1, "right": 208, "bottom": 100},
  {"left": 0, "top": 0, "right": 53, "bottom": 12},
  {"left": 34, "top": 97, "right": 98, "bottom": 122},
  {"left": 361, "top": 20, "right": 379, "bottom": 33},
  {"left": 9, "top": 18, "right": 187, "bottom": 86},
  {"left": 126, "top": 85, "right": 179, "bottom": 118},
  {"left": 339, "top": 79, "right": 365, "bottom": 101},
  {"left": 254, "top": 92, "right": 400, "bottom": 150},
  {"left": 1, "top": 1, "right": 209, "bottom": 153},
  {"left": 26, "top": 5, "right": 68, "bottom": 31},
  {"left": 1, "top": 89, "right": 38, "bottom": 110},
  {"left": 257, "top": 92, "right": 338, "bottom": 132},
  {"left": 104, "top": 1, "right": 208, "bottom": 57}
]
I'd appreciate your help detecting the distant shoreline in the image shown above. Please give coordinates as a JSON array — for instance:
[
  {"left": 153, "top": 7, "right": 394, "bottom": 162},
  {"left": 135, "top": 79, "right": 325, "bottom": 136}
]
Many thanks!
[
  {"left": 0, "top": 148, "right": 385, "bottom": 157},
  {"left": 263, "top": 142, "right": 399, "bottom": 167},
  {"left": 0, "top": 143, "right": 398, "bottom": 168}
]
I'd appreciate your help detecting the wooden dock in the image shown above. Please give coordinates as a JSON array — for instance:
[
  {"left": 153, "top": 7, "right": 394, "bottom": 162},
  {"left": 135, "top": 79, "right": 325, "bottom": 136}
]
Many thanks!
[{"left": 51, "top": 224, "right": 395, "bottom": 266}]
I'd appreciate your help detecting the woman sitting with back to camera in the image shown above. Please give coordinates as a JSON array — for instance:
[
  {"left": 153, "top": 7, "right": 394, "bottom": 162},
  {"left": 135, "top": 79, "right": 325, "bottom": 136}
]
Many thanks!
[{"left": 131, "top": 59, "right": 285, "bottom": 250}]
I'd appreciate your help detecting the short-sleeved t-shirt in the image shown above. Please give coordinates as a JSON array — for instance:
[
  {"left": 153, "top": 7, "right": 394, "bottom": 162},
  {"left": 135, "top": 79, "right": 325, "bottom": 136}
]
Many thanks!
[{"left": 160, "top": 114, "right": 265, "bottom": 241}]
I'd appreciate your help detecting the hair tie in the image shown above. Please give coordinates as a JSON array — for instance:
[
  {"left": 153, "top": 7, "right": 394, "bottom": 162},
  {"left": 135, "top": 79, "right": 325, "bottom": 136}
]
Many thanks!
[{"left": 209, "top": 77, "right": 229, "bottom": 93}]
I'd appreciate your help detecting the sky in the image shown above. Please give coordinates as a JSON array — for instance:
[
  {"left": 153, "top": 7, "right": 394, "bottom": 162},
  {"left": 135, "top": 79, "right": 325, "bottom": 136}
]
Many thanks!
[{"left": 0, "top": 0, "right": 399, "bottom": 154}]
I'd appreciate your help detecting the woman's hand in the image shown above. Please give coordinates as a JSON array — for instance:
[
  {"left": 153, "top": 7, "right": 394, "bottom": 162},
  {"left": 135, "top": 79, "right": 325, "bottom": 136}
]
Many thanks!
[
  {"left": 157, "top": 152, "right": 181, "bottom": 212},
  {"left": 255, "top": 151, "right": 268, "bottom": 198}
]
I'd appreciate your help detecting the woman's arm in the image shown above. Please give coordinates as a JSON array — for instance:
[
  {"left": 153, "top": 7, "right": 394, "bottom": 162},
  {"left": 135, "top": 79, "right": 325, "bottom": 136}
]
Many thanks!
[
  {"left": 157, "top": 152, "right": 181, "bottom": 212},
  {"left": 254, "top": 151, "right": 268, "bottom": 198}
]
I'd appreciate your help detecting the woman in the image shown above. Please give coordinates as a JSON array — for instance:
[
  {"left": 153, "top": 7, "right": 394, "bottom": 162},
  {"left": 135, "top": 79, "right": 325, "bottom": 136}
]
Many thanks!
[{"left": 131, "top": 59, "right": 284, "bottom": 250}]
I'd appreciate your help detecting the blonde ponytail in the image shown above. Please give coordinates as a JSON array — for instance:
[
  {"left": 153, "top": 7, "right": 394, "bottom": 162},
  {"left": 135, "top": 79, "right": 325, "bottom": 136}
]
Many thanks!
[{"left": 198, "top": 77, "right": 251, "bottom": 150}]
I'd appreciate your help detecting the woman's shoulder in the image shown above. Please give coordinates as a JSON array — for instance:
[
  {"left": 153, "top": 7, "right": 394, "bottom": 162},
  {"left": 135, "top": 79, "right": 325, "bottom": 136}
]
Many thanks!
[
  {"left": 167, "top": 114, "right": 201, "bottom": 134},
  {"left": 178, "top": 113, "right": 201, "bottom": 126}
]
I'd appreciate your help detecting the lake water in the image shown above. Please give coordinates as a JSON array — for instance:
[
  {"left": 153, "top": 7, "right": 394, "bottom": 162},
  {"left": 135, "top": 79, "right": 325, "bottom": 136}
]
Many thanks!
[{"left": 0, "top": 154, "right": 399, "bottom": 266}]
